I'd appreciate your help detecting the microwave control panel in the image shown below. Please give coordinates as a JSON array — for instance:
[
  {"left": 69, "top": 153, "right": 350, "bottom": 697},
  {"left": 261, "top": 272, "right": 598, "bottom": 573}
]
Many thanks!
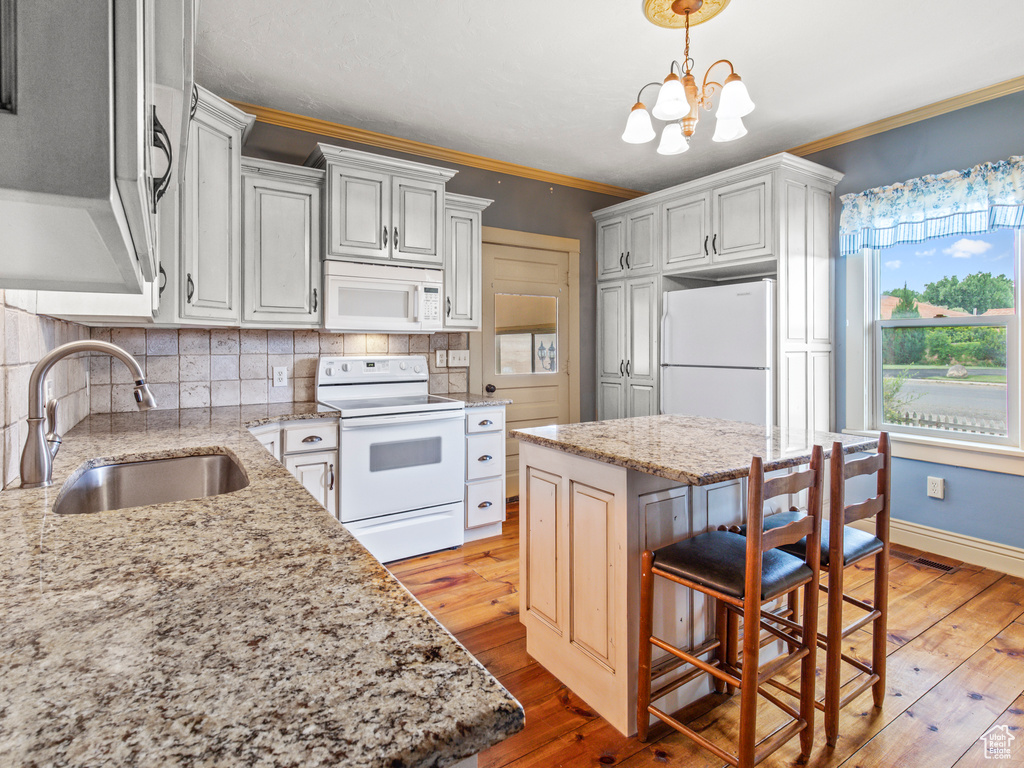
[{"left": 422, "top": 286, "right": 441, "bottom": 321}]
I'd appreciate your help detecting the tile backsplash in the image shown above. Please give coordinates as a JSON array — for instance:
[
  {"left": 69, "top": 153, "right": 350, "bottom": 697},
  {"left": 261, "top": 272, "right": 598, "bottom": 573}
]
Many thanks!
[
  {"left": 1, "top": 291, "right": 92, "bottom": 488},
  {"left": 89, "top": 328, "right": 471, "bottom": 413}
]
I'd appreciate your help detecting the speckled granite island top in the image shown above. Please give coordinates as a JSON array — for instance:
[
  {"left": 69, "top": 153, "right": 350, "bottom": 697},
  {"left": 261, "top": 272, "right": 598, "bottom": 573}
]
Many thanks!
[
  {"left": 0, "top": 404, "right": 523, "bottom": 767},
  {"left": 511, "top": 415, "right": 878, "bottom": 486}
]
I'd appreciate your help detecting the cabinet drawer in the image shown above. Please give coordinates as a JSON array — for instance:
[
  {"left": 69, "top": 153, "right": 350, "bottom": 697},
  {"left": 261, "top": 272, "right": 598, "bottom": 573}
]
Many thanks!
[
  {"left": 466, "top": 408, "right": 504, "bottom": 434},
  {"left": 466, "top": 478, "right": 504, "bottom": 528},
  {"left": 283, "top": 421, "right": 338, "bottom": 453},
  {"left": 467, "top": 432, "right": 504, "bottom": 480}
]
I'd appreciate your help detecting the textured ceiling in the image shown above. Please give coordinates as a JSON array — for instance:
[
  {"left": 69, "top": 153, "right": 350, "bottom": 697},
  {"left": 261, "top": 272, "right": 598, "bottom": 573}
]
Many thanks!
[{"left": 195, "top": 0, "right": 1024, "bottom": 193}]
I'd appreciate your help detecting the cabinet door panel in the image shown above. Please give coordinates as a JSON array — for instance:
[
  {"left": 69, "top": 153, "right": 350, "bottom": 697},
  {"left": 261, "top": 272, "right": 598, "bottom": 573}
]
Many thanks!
[
  {"left": 663, "top": 192, "right": 710, "bottom": 270},
  {"left": 597, "top": 282, "right": 625, "bottom": 379},
  {"left": 444, "top": 210, "right": 479, "bottom": 327},
  {"left": 392, "top": 176, "right": 443, "bottom": 264},
  {"left": 628, "top": 383, "right": 658, "bottom": 417},
  {"left": 627, "top": 277, "right": 659, "bottom": 382},
  {"left": 569, "top": 481, "right": 615, "bottom": 667},
  {"left": 597, "top": 379, "right": 625, "bottom": 421},
  {"left": 525, "top": 467, "right": 561, "bottom": 629},
  {"left": 626, "top": 208, "right": 658, "bottom": 273},
  {"left": 713, "top": 174, "right": 772, "bottom": 262},
  {"left": 597, "top": 217, "right": 625, "bottom": 279},
  {"left": 243, "top": 176, "right": 319, "bottom": 325},
  {"left": 329, "top": 168, "right": 388, "bottom": 258},
  {"left": 284, "top": 450, "right": 337, "bottom": 518}
]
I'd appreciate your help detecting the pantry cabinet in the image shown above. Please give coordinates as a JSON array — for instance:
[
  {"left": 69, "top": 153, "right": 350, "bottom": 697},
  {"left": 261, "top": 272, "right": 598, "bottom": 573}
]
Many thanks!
[
  {"left": 596, "top": 276, "right": 660, "bottom": 420},
  {"left": 306, "top": 145, "right": 457, "bottom": 267},
  {"left": 241, "top": 158, "right": 323, "bottom": 327},
  {"left": 443, "top": 193, "right": 493, "bottom": 330},
  {"left": 597, "top": 205, "right": 658, "bottom": 280}
]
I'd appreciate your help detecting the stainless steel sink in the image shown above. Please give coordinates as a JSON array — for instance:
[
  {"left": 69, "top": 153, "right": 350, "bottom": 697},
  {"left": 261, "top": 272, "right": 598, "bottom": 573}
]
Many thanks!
[{"left": 53, "top": 452, "right": 249, "bottom": 515}]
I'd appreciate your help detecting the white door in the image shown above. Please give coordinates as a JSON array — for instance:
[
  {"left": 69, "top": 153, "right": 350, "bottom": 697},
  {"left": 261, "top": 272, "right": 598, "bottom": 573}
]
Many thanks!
[
  {"left": 712, "top": 174, "right": 773, "bottom": 262},
  {"left": 391, "top": 176, "right": 444, "bottom": 265},
  {"left": 597, "top": 217, "right": 626, "bottom": 279},
  {"left": 626, "top": 277, "right": 659, "bottom": 382},
  {"left": 242, "top": 172, "right": 320, "bottom": 326},
  {"left": 598, "top": 379, "right": 626, "bottom": 421},
  {"left": 597, "top": 281, "right": 626, "bottom": 379},
  {"left": 625, "top": 207, "right": 658, "bottom": 274},
  {"left": 444, "top": 205, "right": 481, "bottom": 328},
  {"left": 327, "top": 167, "right": 389, "bottom": 259},
  {"left": 663, "top": 190, "right": 711, "bottom": 270},
  {"left": 285, "top": 450, "right": 337, "bottom": 518}
]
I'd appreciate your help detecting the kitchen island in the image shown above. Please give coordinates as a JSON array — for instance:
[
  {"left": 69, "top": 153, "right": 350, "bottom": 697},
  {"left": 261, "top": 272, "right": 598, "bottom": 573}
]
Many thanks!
[
  {"left": 511, "top": 415, "right": 876, "bottom": 737},
  {"left": 0, "top": 405, "right": 523, "bottom": 768}
]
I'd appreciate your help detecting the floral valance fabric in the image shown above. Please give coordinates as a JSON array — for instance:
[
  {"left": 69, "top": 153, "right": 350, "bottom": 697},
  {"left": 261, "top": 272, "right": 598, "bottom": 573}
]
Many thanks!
[{"left": 839, "top": 156, "right": 1024, "bottom": 256}]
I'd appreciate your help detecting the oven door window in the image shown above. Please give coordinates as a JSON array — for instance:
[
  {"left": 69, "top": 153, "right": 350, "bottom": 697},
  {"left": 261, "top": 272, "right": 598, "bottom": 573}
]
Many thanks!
[{"left": 370, "top": 437, "right": 442, "bottom": 471}]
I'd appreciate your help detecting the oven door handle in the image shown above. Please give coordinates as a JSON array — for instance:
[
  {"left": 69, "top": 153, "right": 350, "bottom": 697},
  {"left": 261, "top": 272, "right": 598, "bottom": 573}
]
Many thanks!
[{"left": 341, "top": 411, "right": 464, "bottom": 429}]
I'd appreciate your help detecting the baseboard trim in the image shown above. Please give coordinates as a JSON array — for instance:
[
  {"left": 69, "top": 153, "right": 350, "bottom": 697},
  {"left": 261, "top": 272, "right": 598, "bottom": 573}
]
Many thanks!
[{"left": 850, "top": 517, "right": 1024, "bottom": 578}]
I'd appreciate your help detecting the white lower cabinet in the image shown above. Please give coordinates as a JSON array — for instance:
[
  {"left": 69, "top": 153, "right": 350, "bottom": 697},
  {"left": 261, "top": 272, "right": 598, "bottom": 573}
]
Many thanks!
[
  {"left": 279, "top": 420, "right": 339, "bottom": 518},
  {"left": 250, "top": 423, "right": 281, "bottom": 462},
  {"left": 464, "top": 405, "right": 506, "bottom": 542},
  {"left": 596, "top": 276, "right": 660, "bottom": 420}
]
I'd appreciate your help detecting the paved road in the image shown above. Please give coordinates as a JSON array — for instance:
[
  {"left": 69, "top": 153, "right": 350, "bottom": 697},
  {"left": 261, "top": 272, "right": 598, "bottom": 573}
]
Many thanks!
[
  {"left": 894, "top": 378, "right": 1006, "bottom": 421},
  {"left": 886, "top": 366, "right": 1007, "bottom": 380}
]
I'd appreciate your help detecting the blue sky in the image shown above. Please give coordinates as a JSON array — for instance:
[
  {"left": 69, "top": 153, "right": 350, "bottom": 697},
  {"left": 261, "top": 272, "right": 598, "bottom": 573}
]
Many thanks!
[{"left": 879, "top": 229, "right": 1017, "bottom": 295}]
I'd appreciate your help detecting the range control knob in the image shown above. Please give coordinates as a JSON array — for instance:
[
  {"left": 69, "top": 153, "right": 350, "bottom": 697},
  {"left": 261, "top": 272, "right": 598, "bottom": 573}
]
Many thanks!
[
  {"left": 325, "top": 367, "right": 335, "bottom": 377},
  {"left": 414, "top": 365, "right": 424, "bottom": 374},
  {"left": 399, "top": 361, "right": 407, "bottom": 370},
  {"left": 340, "top": 362, "right": 350, "bottom": 372}
]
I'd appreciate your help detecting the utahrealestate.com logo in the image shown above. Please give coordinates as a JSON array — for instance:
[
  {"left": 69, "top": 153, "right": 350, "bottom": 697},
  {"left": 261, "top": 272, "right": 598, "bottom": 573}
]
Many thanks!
[{"left": 979, "top": 724, "right": 1015, "bottom": 760}]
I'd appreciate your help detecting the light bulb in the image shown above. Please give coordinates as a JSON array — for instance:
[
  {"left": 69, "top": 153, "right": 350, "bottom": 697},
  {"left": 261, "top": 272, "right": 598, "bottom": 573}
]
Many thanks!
[
  {"left": 712, "top": 115, "right": 747, "bottom": 142},
  {"left": 652, "top": 73, "right": 689, "bottom": 121},
  {"left": 621, "top": 102, "right": 656, "bottom": 144},
  {"left": 716, "top": 73, "right": 755, "bottom": 119},
  {"left": 656, "top": 122, "right": 689, "bottom": 155}
]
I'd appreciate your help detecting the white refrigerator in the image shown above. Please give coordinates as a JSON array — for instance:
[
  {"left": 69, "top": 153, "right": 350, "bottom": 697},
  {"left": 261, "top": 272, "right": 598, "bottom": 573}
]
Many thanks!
[{"left": 660, "top": 280, "right": 774, "bottom": 426}]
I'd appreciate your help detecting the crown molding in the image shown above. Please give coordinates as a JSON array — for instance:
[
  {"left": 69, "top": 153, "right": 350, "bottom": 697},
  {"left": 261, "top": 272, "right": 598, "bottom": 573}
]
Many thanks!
[
  {"left": 787, "top": 75, "right": 1024, "bottom": 157},
  {"left": 229, "top": 100, "right": 644, "bottom": 200}
]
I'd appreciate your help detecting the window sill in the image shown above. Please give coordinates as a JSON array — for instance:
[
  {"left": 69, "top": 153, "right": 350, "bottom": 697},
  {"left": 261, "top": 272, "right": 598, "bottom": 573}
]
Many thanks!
[{"left": 843, "top": 429, "right": 1024, "bottom": 476}]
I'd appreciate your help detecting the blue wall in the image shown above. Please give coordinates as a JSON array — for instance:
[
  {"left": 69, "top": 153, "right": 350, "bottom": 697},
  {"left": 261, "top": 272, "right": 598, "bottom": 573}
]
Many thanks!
[{"left": 804, "top": 91, "right": 1024, "bottom": 549}]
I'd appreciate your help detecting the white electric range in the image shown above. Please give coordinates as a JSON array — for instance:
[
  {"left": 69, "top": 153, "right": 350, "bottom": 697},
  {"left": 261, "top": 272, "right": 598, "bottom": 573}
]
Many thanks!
[{"left": 316, "top": 355, "right": 465, "bottom": 563}]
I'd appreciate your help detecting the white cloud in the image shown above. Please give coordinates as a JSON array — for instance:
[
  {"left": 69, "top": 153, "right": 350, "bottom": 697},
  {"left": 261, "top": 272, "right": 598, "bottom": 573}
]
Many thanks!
[
  {"left": 884, "top": 260, "right": 902, "bottom": 270},
  {"left": 915, "top": 248, "right": 936, "bottom": 257},
  {"left": 943, "top": 238, "right": 993, "bottom": 259}
]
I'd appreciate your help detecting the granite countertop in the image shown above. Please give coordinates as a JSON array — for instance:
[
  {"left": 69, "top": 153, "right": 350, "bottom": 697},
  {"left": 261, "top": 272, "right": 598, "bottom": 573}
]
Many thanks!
[
  {"left": 511, "top": 414, "right": 878, "bottom": 486},
  {"left": 445, "top": 393, "right": 513, "bottom": 408},
  {"left": 1, "top": 404, "right": 523, "bottom": 767}
]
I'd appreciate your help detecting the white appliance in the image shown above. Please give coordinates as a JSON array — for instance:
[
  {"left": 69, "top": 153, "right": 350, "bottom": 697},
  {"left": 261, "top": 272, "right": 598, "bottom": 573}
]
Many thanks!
[
  {"left": 316, "top": 355, "right": 465, "bottom": 562},
  {"left": 660, "top": 280, "right": 775, "bottom": 426},
  {"left": 322, "top": 261, "right": 444, "bottom": 333}
]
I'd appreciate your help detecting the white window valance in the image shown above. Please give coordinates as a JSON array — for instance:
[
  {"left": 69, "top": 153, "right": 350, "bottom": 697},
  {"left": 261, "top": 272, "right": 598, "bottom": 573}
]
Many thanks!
[{"left": 839, "top": 155, "right": 1024, "bottom": 257}]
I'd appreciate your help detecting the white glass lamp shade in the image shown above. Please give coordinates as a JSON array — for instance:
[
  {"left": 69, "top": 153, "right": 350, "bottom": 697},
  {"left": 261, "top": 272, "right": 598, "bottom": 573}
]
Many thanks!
[
  {"left": 716, "top": 73, "right": 755, "bottom": 119},
  {"left": 656, "top": 122, "right": 689, "bottom": 155},
  {"left": 712, "top": 115, "right": 747, "bottom": 142},
  {"left": 652, "top": 73, "right": 689, "bottom": 121},
  {"left": 622, "top": 102, "right": 656, "bottom": 144}
]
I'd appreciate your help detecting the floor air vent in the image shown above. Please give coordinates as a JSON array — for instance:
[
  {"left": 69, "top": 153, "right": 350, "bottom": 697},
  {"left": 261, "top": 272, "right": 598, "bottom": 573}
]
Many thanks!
[{"left": 891, "top": 549, "right": 959, "bottom": 573}]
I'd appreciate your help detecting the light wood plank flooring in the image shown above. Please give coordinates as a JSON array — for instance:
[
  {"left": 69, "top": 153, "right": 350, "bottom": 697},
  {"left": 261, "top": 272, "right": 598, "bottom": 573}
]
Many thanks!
[{"left": 387, "top": 505, "right": 1024, "bottom": 767}]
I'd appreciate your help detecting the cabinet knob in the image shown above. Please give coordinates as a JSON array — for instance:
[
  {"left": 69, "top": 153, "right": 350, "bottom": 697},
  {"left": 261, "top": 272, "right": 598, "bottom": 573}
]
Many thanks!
[{"left": 485, "top": 384, "right": 496, "bottom": 393}]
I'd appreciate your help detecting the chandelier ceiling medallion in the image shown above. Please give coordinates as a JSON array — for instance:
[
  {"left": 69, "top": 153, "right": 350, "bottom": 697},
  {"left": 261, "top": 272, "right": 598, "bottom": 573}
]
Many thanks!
[{"left": 623, "top": 0, "right": 755, "bottom": 155}]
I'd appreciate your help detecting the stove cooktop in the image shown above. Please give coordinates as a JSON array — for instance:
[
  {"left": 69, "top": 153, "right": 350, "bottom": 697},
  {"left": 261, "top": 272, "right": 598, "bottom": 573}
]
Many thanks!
[{"left": 317, "top": 394, "right": 464, "bottom": 419}]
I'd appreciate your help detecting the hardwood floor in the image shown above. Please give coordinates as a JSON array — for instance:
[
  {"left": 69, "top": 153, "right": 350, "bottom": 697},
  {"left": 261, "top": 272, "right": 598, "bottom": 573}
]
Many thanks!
[{"left": 388, "top": 505, "right": 1024, "bottom": 767}]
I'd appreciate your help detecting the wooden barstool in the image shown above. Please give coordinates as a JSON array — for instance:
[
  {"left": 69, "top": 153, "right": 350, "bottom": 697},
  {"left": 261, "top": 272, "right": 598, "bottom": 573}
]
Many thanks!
[
  {"left": 637, "top": 446, "right": 824, "bottom": 767},
  {"left": 750, "top": 434, "right": 891, "bottom": 746}
]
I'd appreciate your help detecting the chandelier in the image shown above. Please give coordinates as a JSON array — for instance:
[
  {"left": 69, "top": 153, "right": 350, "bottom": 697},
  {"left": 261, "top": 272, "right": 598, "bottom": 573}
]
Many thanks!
[{"left": 622, "top": 0, "right": 754, "bottom": 155}]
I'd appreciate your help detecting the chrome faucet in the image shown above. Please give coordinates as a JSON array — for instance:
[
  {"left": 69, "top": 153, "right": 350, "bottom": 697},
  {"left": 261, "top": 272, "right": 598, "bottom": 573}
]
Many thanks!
[{"left": 20, "top": 340, "right": 157, "bottom": 488}]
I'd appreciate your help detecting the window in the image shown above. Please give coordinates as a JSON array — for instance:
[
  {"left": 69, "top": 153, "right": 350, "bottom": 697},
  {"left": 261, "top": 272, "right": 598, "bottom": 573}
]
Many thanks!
[{"left": 870, "top": 230, "right": 1020, "bottom": 445}]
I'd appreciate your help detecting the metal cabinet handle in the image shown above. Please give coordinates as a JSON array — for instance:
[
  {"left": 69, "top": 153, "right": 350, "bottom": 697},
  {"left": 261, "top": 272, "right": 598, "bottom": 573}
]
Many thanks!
[
  {"left": 383, "top": 226, "right": 388, "bottom": 248},
  {"left": 190, "top": 84, "right": 199, "bottom": 119},
  {"left": 328, "top": 463, "right": 335, "bottom": 491},
  {"left": 393, "top": 227, "right": 399, "bottom": 247},
  {"left": 150, "top": 106, "right": 173, "bottom": 214},
  {"left": 447, "top": 297, "right": 452, "bottom": 317},
  {"left": 712, "top": 233, "right": 717, "bottom": 255},
  {"left": 478, "top": 455, "right": 493, "bottom": 462},
  {"left": 302, "top": 435, "right": 323, "bottom": 443},
  {"left": 619, "top": 252, "right": 625, "bottom": 269},
  {"left": 703, "top": 235, "right": 709, "bottom": 256},
  {"left": 479, "top": 419, "right": 493, "bottom": 426},
  {"left": 186, "top": 273, "right": 195, "bottom": 303},
  {"left": 478, "top": 501, "right": 493, "bottom": 509},
  {"left": 312, "top": 288, "right": 318, "bottom": 313},
  {"left": 626, "top": 360, "right": 631, "bottom": 376},
  {"left": 625, "top": 251, "right": 630, "bottom": 268},
  {"left": 158, "top": 264, "right": 167, "bottom": 298},
  {"left": 620, "top": 360, "right": 625, "bottom": 376}
]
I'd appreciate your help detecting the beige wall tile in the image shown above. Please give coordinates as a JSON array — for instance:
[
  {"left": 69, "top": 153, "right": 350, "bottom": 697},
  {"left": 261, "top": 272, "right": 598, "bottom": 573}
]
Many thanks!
[
  {"left": 145, "top": 355, "right": 178, "bottom": 384},
  {"left": 268, "top": 381, "right": 294, "bottom": 403},
  {"left": 409, "top": 334, "right": 430, "bottom": 353},
  {"left": 89, "top": 355, "right": 111, "bottom": 385},
  {"left": 388, "top": 334, "right": 410, "bottom": 354},
  {"left": 344, "top": 334, "right": 367, "bottom": 355},
  {"left": 210, "top": 329, "right": 240, "bottom": 354},
  {"left": 179, "top": 354, "right": 211, "bottom": 382},
  {"left": 90, "top": 383, "right": 111, "bottom": 414},
  {"left": 239, "top": 329, "right": 268, "bottom": 354},
  {"left": 294, "top": 330, "right": 320, "bottom": 354},
  {"left": 240, "top": 379, "right": 268, "bottom": 405},
  {"left": 429, "top": 333, "right": 448, "bottom": 350},
  {"left": 294, "top": 355, "right": 317, "bottom": 379},
  {"left": 267, "top": 354, "right": 293, "bottom": 375},
  {"left": 211, "top": 355, "right": 240, "bottom": 381},
  {"left": 179, "top": 382, "right": 211, "bottom": 409},
  {"left": 428, "top": 373, "right": 448, "bottom": 394},
  {"left": 366, "top": 333, "right": 388, "bottom": 354},
  {"left": 239, "top": 354, "right": 267, "bottom": 380},
  {"left": 211, "top": 379, "right": 241, "bottom": 407},
  {"left": 318, "top": 333, "right": 345, "bottom": 354},
  {"left": 267, "top": 330, "right": 294, "bottom": 354},
  {"left": 148, "top": 383, "right": 179, "bottom": 411},
  {"left": 178, "top": 328, "right": 210, "bottom": 354},
  {"left": 449, "top": 370, "right": 468, "bottom": 393},
  {"left": 294, "top": 377, "right": 314, "bottom": 402},
  {"left": 146, "top": 329, "right": 178, "bottom": 356},
  {"left": 111, "top": 327, "right": 146, "bottom": 356},
  {"left": 5, "top": 310, "right": 19, "bottom": 365},
  {"left": 448, "top": 332, "right": 469, "bottom": 351},
  {"left": 111, "top": 383, "right": 137, "bottom": 413},
  {"left": 4, "top": 422, "right": 21, "bottom": 488}
]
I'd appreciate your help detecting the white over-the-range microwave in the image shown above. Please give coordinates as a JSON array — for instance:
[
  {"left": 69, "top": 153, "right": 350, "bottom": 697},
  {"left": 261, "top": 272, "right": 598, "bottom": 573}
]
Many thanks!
[{"left": 322, "top": 261, "right": 444, "bottom": 333}]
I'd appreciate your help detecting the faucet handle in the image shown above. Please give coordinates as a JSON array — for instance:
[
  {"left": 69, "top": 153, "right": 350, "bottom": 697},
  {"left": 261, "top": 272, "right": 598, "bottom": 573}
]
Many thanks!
[{"left": 45, "top": 399, "right": 62, "bottom": 458}]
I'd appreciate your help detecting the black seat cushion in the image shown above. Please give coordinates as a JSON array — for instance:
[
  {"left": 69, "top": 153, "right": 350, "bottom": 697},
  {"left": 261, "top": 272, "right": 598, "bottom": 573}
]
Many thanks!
[
  {"left": 652, "top": 530, "right": 813, "bottom": 602},
  {"left": 752, "top": 510, "right": 884, "bottom": 567}
]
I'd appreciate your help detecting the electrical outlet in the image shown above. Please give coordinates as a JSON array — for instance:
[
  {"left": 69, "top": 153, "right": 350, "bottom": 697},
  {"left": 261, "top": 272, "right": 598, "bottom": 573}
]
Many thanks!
[
  {"left": 272, "top": 366, "right": 288, "bottom": 388},
  {"left": 435, "top": 350, "right": 447, "bottom": 368},
  {"left": 927, "top": 476, "right": 945, "bottom": 500},
  {"left": 44, "top": 379, "right": 55, "bottom": 402},
  {"left": 448, "top": 350, "right": 470, "bottom": 367}
]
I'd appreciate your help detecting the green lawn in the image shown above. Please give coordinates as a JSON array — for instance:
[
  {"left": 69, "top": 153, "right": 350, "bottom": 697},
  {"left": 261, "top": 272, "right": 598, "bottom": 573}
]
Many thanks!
[{"left": 924, "top": 374, "right": 1007, "bottom": 383}]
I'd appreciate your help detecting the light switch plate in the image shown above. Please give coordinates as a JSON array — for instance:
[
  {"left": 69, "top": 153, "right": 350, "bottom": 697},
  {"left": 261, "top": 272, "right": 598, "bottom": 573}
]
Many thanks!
[
  {"left": 45, "top": 379, "right": 55, "bottom": 401},
  {"left": 449, "top": 350, "right": 470, "bottom": 367},
  {"left": 272, "top": 366, "right": 288, "bottom": 387},
  {"left": 435, "top": 350, "right": 447, "bottom": 367}
]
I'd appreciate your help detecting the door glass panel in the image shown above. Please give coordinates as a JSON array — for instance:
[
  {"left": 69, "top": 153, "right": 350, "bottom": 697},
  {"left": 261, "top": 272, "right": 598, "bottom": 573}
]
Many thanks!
[
  {"left": 494, "top": 294, "right": 558, "bottom": 374},
  {"left": 369, "top": 437, "right": 442, "bottom": 471}
]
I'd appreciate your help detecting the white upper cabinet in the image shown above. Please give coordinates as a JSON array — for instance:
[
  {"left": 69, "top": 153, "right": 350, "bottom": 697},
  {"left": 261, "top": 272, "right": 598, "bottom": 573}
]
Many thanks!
[
  {"left": 663, "top": 190, "right": 711, "bottom": 270},
  {"left": 443, "top": 193, "right": 492, "bottom": 330},
  {"left": 597, "top": 206, "right": 659, "bottom": 280},
  {"left": 241, "top": 159, "right": 324, "bottom": 327},
  {"left": 598, "top": 217, "right": 626, "bottom": 279},
  {"left": 0, "top": 0, "right": 192, "bottom": 294},
  {"left": 179, "top": 87, "right": 254, "bottom": 324},
  {"left": 711, "top": 173, "right": 773, "bottom": 263},
  {"left": 306, "top": 145, "right": 457, "bottom": 267}
]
